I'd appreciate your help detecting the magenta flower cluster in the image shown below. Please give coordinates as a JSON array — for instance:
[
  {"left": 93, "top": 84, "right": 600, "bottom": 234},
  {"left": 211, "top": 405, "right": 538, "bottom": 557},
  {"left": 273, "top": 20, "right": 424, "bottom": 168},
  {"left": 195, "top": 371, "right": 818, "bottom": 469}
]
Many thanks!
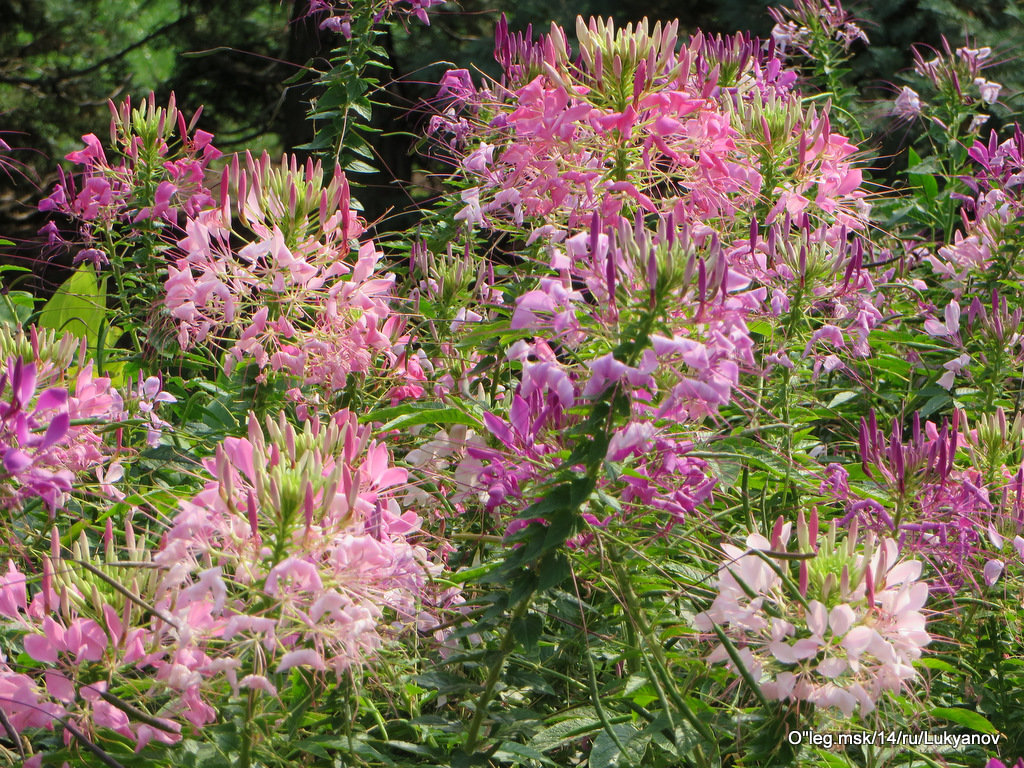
[
  {"left": 39, "top": 93, "right": 220, "bottom": 266},
  {"left": 428, "top": 12, "right": 882, "bottom": 541}
]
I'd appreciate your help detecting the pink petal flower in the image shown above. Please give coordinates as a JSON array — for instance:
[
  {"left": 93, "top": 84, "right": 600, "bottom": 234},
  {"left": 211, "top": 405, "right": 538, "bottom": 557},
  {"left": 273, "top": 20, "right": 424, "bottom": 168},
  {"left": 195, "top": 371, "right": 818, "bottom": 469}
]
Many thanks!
[
  {"left": 66, "top": 618, "right": 107, "bottom": 662},
  {"left": 828, "top": 604, "right": 855, "bottom": 637},
  {"left": 816, "top": 657, "right": 848, "bottom": 678},
  {"left": 894, "top": 86, "right": 923, "bottom": 118},
  {"left": 24, "top": 633, "right": 59, "bottom": 663},
  {"left": 134, "top": 721, "right": 183, "bottom": 750},
  {"left": 808, "top": 684, "right": 857, "bottom": 716},
  {"left": 65, "top": 133, "right": 106, "bottom": 166},
  {"left": 806, "top": 600, "right": 828, "bottom": 636},
  {"left": 264, "top": 557, "right": 323, "bottom": 595},
  {"left": 0, "top": 561, "right": 27, "bottom": 618},
  {"left": 760, "top": 670, "right": 797, "bottom": 701},
  {"left": 769, "top": 636, "right": 822, "bottom": 663},
  {"left": 983, "top": 559, "right": 1005, "bottom": 587},
  {"left": 44, "top": 671, "right": 75, "bottom": 702},
  {"left": 277, "top": 648, "right": 326, "bottom": 673},
  {"left": 884, "top": 559, "right": 922, "bottom": 585},
  {"left": 842, "top": 625, "right": 877, "bottom": 657},
  {"left": 239, "top": 675, "right": 278, "bottom": 695}
]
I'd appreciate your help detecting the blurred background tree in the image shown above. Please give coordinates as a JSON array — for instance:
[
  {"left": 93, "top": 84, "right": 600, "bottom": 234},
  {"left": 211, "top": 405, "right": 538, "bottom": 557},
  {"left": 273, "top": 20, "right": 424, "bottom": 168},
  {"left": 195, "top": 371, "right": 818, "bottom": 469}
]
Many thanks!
[{"left": 2, "top": 0, "right": 1021, "bottom": 265}]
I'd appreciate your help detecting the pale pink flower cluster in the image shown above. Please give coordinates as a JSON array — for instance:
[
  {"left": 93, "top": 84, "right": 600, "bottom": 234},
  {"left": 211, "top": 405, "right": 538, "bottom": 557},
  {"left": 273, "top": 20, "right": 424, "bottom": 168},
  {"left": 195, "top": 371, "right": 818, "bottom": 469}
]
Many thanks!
[
  {"left": 727, "top": 216, "right": 882, "bottom": 370},
  {"left": 927, "top": 126, "right": 1024, "bottom": 292},
  {"left": 894, "top": 86, "right": 923, "bottom": 119},
  {"left": 437, "top": 18, "right": 867, "bottom": 237},
  {"left": 432, "top": 17, "right": 873, "bottom": 535},
  {"left": 694, "top": 516, "right": 931, "bottom": 715},
  {"left": 153, "top": 409, "right": 448, "bottom": 689},
  {"left": 165, "top": 152, "right": 403, "bottom": 396},
  {"left": 0, "top": 530, "right": 184, "bottom": 751},
  {"left": 926, "top": 231, "right": 993, "bottom": 283},
  {"left": 435, "top": 14, "right": 872, "bottom": 371},
  {"left": 402, "top": 424, "right": 478, "bottom": 511},
  {"left": 910, "top": 38, "right": 1002, "bottom": 111},
  {"left": 764, "top": 112, "right": 869, "bottom": 230},
  {"left": 0, "top": 410, "right": 454, "bottom": 752}
]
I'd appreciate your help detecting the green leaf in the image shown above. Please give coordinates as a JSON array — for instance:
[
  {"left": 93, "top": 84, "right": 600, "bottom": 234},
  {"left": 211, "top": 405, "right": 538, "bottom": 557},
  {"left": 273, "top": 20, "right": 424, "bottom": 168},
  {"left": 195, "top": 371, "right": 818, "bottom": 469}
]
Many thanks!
[
  {"left": 916, "top": 658, "right": 958, "bottom": 673},
  {"left": 703, "top": 456, "right": 742, "bottom": 490},
  {"left": 810, "top": 748, "right": 858, "bottom": 767},
  {"left": 379, "top": 407, "right": 483, "bottom": 432},
  {"left": 530, "top": 717, "right": 602, "bottom": 752},
  {"left": 827, "top": 391, "right": 858, "bottom": 408},
  {"left": 920, "top": 392, "right": 952, "bottom": 418},
  {"left": 536, "top": 551, "right": 571, "bottom": 591},
  {"left": 494, "top": 742, "right": 559, "bottom": 767},
  {"left": 37, "top": 264, "right": 107, "bottom": 347},
  {"left": 930, "top": 707, "right": 998, "bottom": 734},
  {"left": 453, "top": 560, "right": 502, "bottom": 584},
  {"left": 345, "top": 159, "right": 377, "bottom": 174},
  {"left": 906, "top": 148, "right": 944, "bottom": 176},
  {"left": 590, "top": 723, "right": 648, "bottom": 768},
  {"left": 0, "top": 290, "right": 34, "bottom": 327},
  {"left": 383, "top": 740, "right": 434, "bottom": 757},
  {"left": 908, "top": 147, "right": 940, "bottom": 205},
  {"left": 201, "top": 398, "right": 240, "bottom": 433},
  {"left": 350, "top": 98, "right": 373, "bottom": 120},
  {"left": 345, "top": 76, "right": 370, "bottom": 99},
  {"left": 702, "top": 437, "right": 800, "bottom": 482},
  {"left": 512, "top": 613, "right": 544, "bottom": 652}
]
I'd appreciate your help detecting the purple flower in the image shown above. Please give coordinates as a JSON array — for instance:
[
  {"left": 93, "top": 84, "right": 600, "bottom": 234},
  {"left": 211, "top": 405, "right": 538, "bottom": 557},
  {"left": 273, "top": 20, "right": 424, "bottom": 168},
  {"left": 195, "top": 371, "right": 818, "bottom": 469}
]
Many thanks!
[
  {"left": 956, "top": 45, "right": 992, "bottom": 71},
  {"left": 438, "top": 69, "right": 476, "bottom": 103},
  {"left": 64, "top": 133, "right": 106, "bottom": 166},
  {"left": 73, "top": 248, "right": 109, "bottom": 268},
  {"left": 974, "top": 78, "right": 1002, "bottom": 105},
  {"left": 894, "top": 87, "right": 923, "bottom": 119},
  {"left": 986, "top": 759, "right": 1024, "bottom": 768},
  {"left": 983, "top": 558, "right": 1004, "bottom": 587},
  {"left": 924, "top": 300, "right": 960, "bottom": 337}
]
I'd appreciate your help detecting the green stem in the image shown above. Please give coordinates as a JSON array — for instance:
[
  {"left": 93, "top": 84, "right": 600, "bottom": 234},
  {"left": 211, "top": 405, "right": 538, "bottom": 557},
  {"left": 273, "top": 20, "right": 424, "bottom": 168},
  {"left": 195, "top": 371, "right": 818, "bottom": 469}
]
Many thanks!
[
  {"left": 464, "top": 596, "right": 532, "bottom": 754},
  {"left": 239, "top": 688, "right": 255, "bottom": 768},
  {"left": 608, "top": 551, "right": 716, "bottom": 744},
  {"left": 585, "top": 646, "right": 633, "bottom": 762},
  {"left": 102, "top": 232, "right": 142, "bottom": 356}
]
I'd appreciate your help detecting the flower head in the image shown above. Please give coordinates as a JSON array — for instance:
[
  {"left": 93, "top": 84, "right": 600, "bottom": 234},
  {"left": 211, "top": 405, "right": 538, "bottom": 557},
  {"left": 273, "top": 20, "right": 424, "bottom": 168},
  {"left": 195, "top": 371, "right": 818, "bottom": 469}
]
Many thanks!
[{"left": 695, "top": 514, "right": 931, "bottom": 715}]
